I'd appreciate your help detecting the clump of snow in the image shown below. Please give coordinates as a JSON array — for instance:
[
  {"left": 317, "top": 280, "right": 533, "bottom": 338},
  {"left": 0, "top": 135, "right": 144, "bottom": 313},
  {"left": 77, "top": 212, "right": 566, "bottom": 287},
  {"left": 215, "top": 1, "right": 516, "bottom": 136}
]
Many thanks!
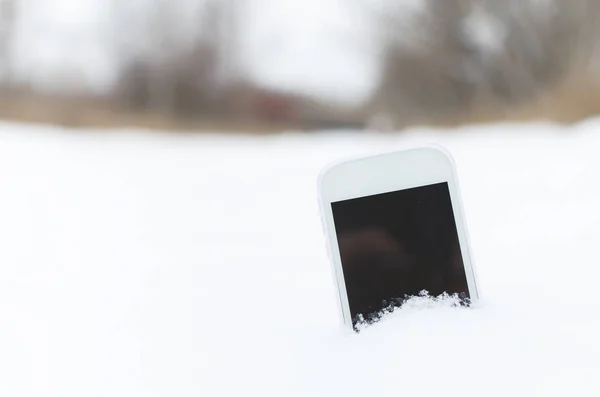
[
  {"left": 354, "top": 291, "right": 468, "bottom": 332},
  {"left": 397, "top": 291, "right": 467, "bottom": 310}
]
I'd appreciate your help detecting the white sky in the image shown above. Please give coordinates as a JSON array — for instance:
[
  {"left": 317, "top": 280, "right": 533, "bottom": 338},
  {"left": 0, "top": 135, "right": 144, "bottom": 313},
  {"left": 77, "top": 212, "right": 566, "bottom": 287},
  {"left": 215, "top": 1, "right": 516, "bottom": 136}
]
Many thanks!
[
  {"left": 10, "top": 0, "right": 115, "bottom": 93},
  {"left": 237, "top": 0, "right": 385, "bottom": 105}
]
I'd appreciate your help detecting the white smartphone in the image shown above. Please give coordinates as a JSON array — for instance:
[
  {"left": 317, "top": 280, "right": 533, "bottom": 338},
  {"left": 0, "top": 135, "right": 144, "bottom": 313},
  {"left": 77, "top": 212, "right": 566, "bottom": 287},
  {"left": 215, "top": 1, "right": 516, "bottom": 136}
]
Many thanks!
[{"left": 318, "top": 144, "right": 479, "bottom": 331}]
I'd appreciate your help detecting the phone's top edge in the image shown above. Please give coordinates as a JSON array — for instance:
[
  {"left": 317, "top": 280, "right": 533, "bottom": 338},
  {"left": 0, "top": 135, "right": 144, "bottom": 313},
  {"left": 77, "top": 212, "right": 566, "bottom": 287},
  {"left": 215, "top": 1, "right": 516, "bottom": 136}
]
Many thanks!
[{"left": 317, "top": 142, "right": 456, "bottom": 191}]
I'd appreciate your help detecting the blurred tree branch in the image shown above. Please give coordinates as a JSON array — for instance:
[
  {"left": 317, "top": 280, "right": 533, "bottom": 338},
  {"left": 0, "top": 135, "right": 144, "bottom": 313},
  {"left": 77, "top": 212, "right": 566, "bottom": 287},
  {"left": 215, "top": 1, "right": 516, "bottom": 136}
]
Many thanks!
[
  {"left": 0, "top": 0, "right": 15, "bottom": 90},
  {"left": 367, "top": 0, "right": 600, "bottom": 128}
]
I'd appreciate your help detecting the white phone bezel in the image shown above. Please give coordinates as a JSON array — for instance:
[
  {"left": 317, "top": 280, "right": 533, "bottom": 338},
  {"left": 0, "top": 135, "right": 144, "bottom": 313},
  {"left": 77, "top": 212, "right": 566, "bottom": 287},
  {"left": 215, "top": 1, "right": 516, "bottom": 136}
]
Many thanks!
[{"left": 317, "top": 144, "right": 480, "bottom": 330}]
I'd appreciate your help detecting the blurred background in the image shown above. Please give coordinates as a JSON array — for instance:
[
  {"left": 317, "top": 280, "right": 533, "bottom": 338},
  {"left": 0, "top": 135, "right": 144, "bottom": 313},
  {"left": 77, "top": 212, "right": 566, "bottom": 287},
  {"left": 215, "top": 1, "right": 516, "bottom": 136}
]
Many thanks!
[{"left": 1, "top": 0, "right": 600, "bottom": 132}]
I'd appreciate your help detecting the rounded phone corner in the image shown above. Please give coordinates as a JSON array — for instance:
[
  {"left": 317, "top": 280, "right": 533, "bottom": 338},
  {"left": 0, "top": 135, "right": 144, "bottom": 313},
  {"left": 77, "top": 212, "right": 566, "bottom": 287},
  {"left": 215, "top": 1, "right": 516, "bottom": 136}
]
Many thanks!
[
  {"left": 416, "top": 143, "right": 457, "bottom": 167},
  {"left": 316, "top": 154, "right": 357, "bottom": 198},
  {"left": 316, "top": 159, "right": 337, "bottom": 193}
]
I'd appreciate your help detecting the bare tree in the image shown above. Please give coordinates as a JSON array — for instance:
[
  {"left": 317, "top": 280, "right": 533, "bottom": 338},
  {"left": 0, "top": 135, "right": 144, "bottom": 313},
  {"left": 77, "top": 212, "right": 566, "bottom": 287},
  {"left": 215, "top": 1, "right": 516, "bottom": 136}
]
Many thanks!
[
  {"left": 0, "top": 0, "right": 16, "bottom": 89},
  {"left": 112, "top": 0, "right": 238, "bottom": 118},
  {"left": 366, "top": 0, "right": 479, "bottom": 126},
  {"left": 366, "top": 0, "right": 600, "bottom": 128}
]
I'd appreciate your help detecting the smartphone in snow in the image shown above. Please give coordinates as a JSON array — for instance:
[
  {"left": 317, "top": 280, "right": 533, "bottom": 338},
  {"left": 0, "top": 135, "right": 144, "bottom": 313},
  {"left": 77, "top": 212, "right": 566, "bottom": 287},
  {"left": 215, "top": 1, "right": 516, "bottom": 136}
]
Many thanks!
[{"left": 317, "top": 145, "right": 479, "bottom": 331}]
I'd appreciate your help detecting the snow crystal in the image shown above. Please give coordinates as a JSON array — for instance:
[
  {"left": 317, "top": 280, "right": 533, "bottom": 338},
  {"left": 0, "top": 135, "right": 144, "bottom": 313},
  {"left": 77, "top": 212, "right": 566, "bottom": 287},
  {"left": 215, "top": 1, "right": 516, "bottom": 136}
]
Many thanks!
[{"left": 354, "top": 291, "right": 469, "bottom": 333}]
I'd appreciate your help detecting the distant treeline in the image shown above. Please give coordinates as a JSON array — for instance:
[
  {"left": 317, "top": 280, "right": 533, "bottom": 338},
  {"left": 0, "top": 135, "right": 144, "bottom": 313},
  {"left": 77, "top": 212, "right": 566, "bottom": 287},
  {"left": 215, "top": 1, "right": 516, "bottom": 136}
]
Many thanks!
[{"left": 1, "top": 0, "right": 600, "bottom": 130}]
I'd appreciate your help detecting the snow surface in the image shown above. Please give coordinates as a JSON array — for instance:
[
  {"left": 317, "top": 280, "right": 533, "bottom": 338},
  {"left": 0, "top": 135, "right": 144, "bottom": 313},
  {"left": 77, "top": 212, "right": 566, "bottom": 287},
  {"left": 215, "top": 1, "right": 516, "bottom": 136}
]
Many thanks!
[{"left": 1, "top": 120, "right": 600, "bottom": 396}]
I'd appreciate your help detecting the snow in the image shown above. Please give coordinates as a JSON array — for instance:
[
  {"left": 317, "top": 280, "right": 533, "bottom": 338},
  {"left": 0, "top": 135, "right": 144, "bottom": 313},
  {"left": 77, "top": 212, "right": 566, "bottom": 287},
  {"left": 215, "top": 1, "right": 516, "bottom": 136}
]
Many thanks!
[{"left": 1, "top": 120, "right": 600, "bottom": 396}]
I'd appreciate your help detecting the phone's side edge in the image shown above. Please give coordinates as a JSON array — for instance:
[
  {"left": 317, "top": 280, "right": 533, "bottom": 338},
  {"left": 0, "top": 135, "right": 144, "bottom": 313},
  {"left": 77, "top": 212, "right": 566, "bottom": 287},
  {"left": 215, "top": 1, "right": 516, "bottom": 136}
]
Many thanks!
[
  {"left": 447, "top": 158, "right": 482, "bottom": 304},
  {"left": 317, "top": 168, "right": 354, "bottom": 331}
]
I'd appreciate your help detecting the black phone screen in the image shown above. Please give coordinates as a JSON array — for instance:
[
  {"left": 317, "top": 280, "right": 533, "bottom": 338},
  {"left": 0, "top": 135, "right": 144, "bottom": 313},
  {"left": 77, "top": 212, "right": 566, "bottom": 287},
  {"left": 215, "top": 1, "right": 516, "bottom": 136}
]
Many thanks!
[{"left": 331, "top": 182, "right": 470, "bottom": 329}]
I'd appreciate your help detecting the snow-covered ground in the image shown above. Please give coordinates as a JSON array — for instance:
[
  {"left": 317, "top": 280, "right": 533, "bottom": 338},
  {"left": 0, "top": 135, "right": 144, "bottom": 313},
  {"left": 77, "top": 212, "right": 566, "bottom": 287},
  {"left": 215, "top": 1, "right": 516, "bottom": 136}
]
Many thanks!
[{"left": 1, "top": 120, "right": 600, "bottom": 396}]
